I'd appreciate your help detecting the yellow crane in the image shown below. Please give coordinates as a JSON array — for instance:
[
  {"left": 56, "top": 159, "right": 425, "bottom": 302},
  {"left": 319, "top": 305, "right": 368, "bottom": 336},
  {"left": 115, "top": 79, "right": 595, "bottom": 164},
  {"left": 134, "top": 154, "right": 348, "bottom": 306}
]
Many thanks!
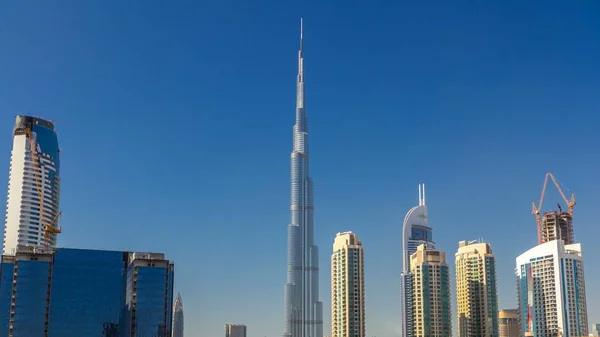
[
  {"left": 25, "top": 128, "right": 62, "bottom": 245},
  {"left": 531, "top": 172, "right": 575, "bottom": 244}
]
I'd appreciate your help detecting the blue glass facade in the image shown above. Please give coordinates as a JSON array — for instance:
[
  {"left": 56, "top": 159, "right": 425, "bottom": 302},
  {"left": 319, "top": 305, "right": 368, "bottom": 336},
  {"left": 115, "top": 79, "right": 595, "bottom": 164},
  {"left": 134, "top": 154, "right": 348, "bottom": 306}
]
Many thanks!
[
  {"left": 12, "top": 259, "right": 52, "bottom": 337},
  {"left": 0, "top": 248, "right": 174, "bottom": 337},
  {"left": 0, "top": 262, "right": 14, "bottom": 337},
  {"left": 123, "top": 255, "right": 174, "bottom": 337},
  {"left": 49, "top": 249, "right": 127, "bottom": 337},
  {"left": 410, "top": 226, "right": 432, "bottom": 242}
]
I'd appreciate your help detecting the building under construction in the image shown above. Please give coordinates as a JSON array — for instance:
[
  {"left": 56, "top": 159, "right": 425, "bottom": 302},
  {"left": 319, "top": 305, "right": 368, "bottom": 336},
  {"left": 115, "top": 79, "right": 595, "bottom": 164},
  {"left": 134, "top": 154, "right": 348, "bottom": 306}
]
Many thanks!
[
  {"left": 532, "top": 173, "right": 576, "bottom": 245},
  {"left": 540, "top": 209, "right": 574, "bottom": 244}
]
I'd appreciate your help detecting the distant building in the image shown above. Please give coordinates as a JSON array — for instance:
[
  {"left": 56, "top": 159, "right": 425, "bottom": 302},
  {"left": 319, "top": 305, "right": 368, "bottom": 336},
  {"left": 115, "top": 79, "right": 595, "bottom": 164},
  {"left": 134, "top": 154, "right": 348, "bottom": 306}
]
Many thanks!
[
  {"left": 400, "top": 184, "right": 435, "bottom": 337},
  {"left": 172, "top": 293, "right": 184, "bottom": 337},
  {"left": 516, "top": 240, "right": 588, "bottom": 337},
  {"left": 410, "top": 244, "right": 452, "bottom": 337},
  {"left": 3, "top": 116, "right": 62, "bottom": 254},
  {"left": 498, "top": 309, "right": 520, "bottom": 337},
  {"left": 331, "top": 232, "right": 366, "bottom": 337},
  {"left": 592, "top": 323, "right": 600, "bottom": 336},
  {"left": 225, "top": 324, "right": 247, "bottom": 337},
  {"left": 455, "top": 240, "right": 498, "bottom": 337},
  {"left": 0, "top": 247, "right": 175, "bottom": 337}
]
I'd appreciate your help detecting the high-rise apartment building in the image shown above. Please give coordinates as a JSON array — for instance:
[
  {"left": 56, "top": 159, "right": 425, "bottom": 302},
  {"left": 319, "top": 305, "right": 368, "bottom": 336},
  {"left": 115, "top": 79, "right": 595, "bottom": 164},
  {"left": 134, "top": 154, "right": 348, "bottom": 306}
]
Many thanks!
[
  {"left": 3, "top": 116, "right": 61, "bottom": 255},
  {"left": 226, "top": 324, "right": 247, "bottom": 337},
  {"left": 0, "top": 247, "right": 175, "bottom": 337},
  {"left": 283, "top": 19, "right": 323, "bottom": 337},
  {"left": 400, "top": 184, "right": 435, "bottom": 337},
  {"left": 516, "top": 240, "right": 588, "bottom": 337},
  {"left": 498, "top": 309, "right": 520, "bottom": 337},
  {"left": 455, "top": 241, "right": 498, "bottom": 337},
  {"left": 331, "top": 232, "right": 365, "bottom": 337},
  {"left": 455, "top": 240, "right": 499, "bottom": 337},
  {"left": 410, "top": 244, "right": 452, "bottom": 337},
  {"left": 172, "top": 293, "right": 184, "bottom": 337}
]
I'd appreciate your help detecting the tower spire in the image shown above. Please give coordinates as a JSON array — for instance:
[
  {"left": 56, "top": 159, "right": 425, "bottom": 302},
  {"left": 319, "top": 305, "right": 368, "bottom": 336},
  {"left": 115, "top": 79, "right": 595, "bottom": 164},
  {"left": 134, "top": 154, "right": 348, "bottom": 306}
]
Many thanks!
[{"left": 296, "top": 18, "right": 304, "bottom": 109}]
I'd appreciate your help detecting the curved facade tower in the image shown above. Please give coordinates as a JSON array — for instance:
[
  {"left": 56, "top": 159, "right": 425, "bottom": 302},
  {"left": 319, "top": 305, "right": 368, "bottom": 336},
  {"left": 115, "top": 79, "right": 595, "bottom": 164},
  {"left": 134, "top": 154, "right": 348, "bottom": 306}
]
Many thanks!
[
  {"left": 283, "top": 19, "right": 323, "bottom": 337},
  {"left": 172, "top": 293, "right": 184, "bottom": 337},
  {"left": 400, "top": 184, "right": 435, "bottom": 337},
  {"left": 3, "top": 116, "right": 61, "bottom": 255}
]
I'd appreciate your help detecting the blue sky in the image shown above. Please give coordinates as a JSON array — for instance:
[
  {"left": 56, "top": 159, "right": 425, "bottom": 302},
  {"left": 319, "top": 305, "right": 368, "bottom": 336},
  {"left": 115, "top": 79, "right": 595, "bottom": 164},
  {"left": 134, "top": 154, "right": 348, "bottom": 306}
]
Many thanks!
[{"left": 1, "top": 1, "right": 599, "bottom": 336}]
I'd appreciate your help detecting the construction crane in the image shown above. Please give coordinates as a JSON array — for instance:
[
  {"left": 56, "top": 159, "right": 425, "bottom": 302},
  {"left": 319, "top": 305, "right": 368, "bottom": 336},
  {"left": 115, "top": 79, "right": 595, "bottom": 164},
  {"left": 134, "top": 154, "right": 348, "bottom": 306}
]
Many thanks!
[
  {"left": 531, "top": 172, "right": 576, "bottom": 244},
  {"left": 25, "top": 128, "right": 62, "bottom": 245}
]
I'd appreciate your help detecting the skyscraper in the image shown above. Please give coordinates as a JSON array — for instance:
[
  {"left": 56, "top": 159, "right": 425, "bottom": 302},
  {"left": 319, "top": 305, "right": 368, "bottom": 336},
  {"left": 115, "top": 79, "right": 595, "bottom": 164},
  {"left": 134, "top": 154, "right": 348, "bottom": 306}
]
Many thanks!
[
  {"left": 498, "top": 309, "right": 520, "bottom": 337},
  {"left": 172, "top": 293, "right": 184, "bottom": 337},
  {"left": 516, "top": 240, "right": 588, "bottom": 337},
  {"left": 283, "top": 19, "right": 323, "bottom": 337},
  {"left": 410, "top": 244, "right": 452, "bottom": 337},
  {"left": 400, "top": 184, "right": 434, "bottom": 337},
  {"left": 331, "top": 232, "right": 365, "bottom": 337},
  {"left": 226, "top": 324, "right": 247, "bottom": 337},
  {"left": 455, "top": 240, "right": 499, "bottom": 337},
  {"left": 3, "top": 116, "right": 61, "bottom": 255}
]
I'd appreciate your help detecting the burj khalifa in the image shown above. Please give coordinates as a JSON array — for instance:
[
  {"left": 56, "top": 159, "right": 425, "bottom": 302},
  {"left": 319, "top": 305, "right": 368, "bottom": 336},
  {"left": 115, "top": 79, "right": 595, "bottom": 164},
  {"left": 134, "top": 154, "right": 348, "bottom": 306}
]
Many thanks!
[{"left": 283, "top": 19, "right": 323, "bottom": 337}]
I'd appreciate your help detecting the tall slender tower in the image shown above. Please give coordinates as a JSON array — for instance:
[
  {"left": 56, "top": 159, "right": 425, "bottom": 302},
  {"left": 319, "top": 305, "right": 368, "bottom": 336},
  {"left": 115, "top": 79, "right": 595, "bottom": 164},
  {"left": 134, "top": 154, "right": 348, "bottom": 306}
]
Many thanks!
[
  {"left": 3, "top": 116, "right": 61, "bottom": 255},
  {"left": 331, "top": 232, "right": 366, "bottom": 337},
  {"left": 283, "top": 19, "right": 323, "bottom": 337},
  {"left": 400, "top": 184, "right": 434, "bottom": 337},
  {"left": 172, "top": 293, "right": 184, "bottom": 337},
  {"left": 455, "top": 240, "right": 499, "bottom": 337}
]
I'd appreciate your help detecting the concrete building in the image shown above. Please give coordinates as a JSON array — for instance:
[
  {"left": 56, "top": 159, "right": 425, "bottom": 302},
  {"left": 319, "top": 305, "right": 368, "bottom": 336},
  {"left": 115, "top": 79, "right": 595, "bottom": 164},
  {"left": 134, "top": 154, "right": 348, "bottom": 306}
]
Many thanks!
[
  {"left": 455, "top": 240, "right": 499, "bottom": 337},
  {"left": 331, "top": 232, "right": 366, "bottom": 337},
  {"left": 591, "top": 323, "right": 600, "bottom": 336},
  {"left": 541, "top": 211, "right": 574, "bottom": 245},
  {"left": 498, "top": 309, "right": 520, "bottom": 337},
  {"left": 283, "top": 19, "right": 323, "bottom": 337},
  {"left": 410, "top": 244, "right": 452, "bottom": 337},
  {"left": 516, "top": 240, "right": 588, "bottom": 337},
  {"left": 401, "top": 184, "right": 435, "bottom": 337},
  {"left": 3, "top": 116, "right": 61, "bottom": 255},
  {"left": 0, "top": 246, "right": 175, "bottom": 336},
  {"left": 226, "top": 324, "right": 247, "bottom": 337},
  {"left": 172, "top": 293, "right": 184, "bottom": 337}
]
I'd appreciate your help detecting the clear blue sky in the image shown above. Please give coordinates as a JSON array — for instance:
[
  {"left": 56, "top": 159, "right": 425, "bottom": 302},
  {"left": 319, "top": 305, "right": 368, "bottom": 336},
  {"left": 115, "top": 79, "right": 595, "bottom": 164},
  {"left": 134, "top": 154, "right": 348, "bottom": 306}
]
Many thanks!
[{"left": 1, "top": 1, "right": 599, "bottom": 336}]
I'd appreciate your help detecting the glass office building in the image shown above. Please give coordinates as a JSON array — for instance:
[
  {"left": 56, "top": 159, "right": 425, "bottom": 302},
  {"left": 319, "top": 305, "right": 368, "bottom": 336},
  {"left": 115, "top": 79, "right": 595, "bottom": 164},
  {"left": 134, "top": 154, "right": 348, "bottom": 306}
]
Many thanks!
[{"left": 0, "top": 247, "right": 175, "bottom": 337}]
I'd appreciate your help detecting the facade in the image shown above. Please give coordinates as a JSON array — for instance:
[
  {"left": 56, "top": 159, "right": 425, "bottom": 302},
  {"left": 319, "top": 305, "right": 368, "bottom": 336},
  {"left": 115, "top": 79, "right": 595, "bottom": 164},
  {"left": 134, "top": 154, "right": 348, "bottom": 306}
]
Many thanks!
[
  {"left": 331, "top": 232, "right": 365, "bottom": 337},
  {"left": 283, "top": 19, "right": 323, "bottom": 337},
  {"left": 592, "top": 323, "right": 599, "bottom": 336},
  {"left": 172, "top": 293, "right": 184, "bottom": 337},
  {"left": 498, "top": 309, "right": 520, "bottom": 337},
  {"left": 410, "top": 244, "right": 452, "bottom": 337},
  {"left": 3, "top": 116, "right": 61, "bottom": 255},
  {"left": 225, "top": 324, "right": 247, "bottom": 337},
  {"left": 516, "top": 240, "right": 588, "bottom": 337},
  {"left": 540, "top": 211, "right": 574, "bottom": 245},
  {"left": 401, "top": 184, "right": 435, "bottom": 337},
  {"left": 455, "top": 240, "right": 499, "bottom": 337},
  {"left": 0, "top": 247, "right": 174, "bottom": 337}
]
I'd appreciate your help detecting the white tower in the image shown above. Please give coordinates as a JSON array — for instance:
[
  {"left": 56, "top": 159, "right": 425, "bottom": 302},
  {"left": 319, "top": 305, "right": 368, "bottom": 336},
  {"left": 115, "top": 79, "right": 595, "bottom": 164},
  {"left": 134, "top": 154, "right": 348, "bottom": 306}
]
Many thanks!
[{"left": 3, "top": 116, "right": 61, "bottom": 255}]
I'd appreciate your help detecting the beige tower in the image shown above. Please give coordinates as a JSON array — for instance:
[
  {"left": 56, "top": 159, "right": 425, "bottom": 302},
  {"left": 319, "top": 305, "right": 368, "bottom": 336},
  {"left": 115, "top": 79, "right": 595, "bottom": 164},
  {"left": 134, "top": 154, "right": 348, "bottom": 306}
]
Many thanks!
[
  {"left": 455, "top": 240, "right": 499, "bottom": 337},
  {"left": 331, "top": 232, "right": 365, "bottom": 337},
  {"left": 410, "top": 244, "right": 452, "bottom": 337}
]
